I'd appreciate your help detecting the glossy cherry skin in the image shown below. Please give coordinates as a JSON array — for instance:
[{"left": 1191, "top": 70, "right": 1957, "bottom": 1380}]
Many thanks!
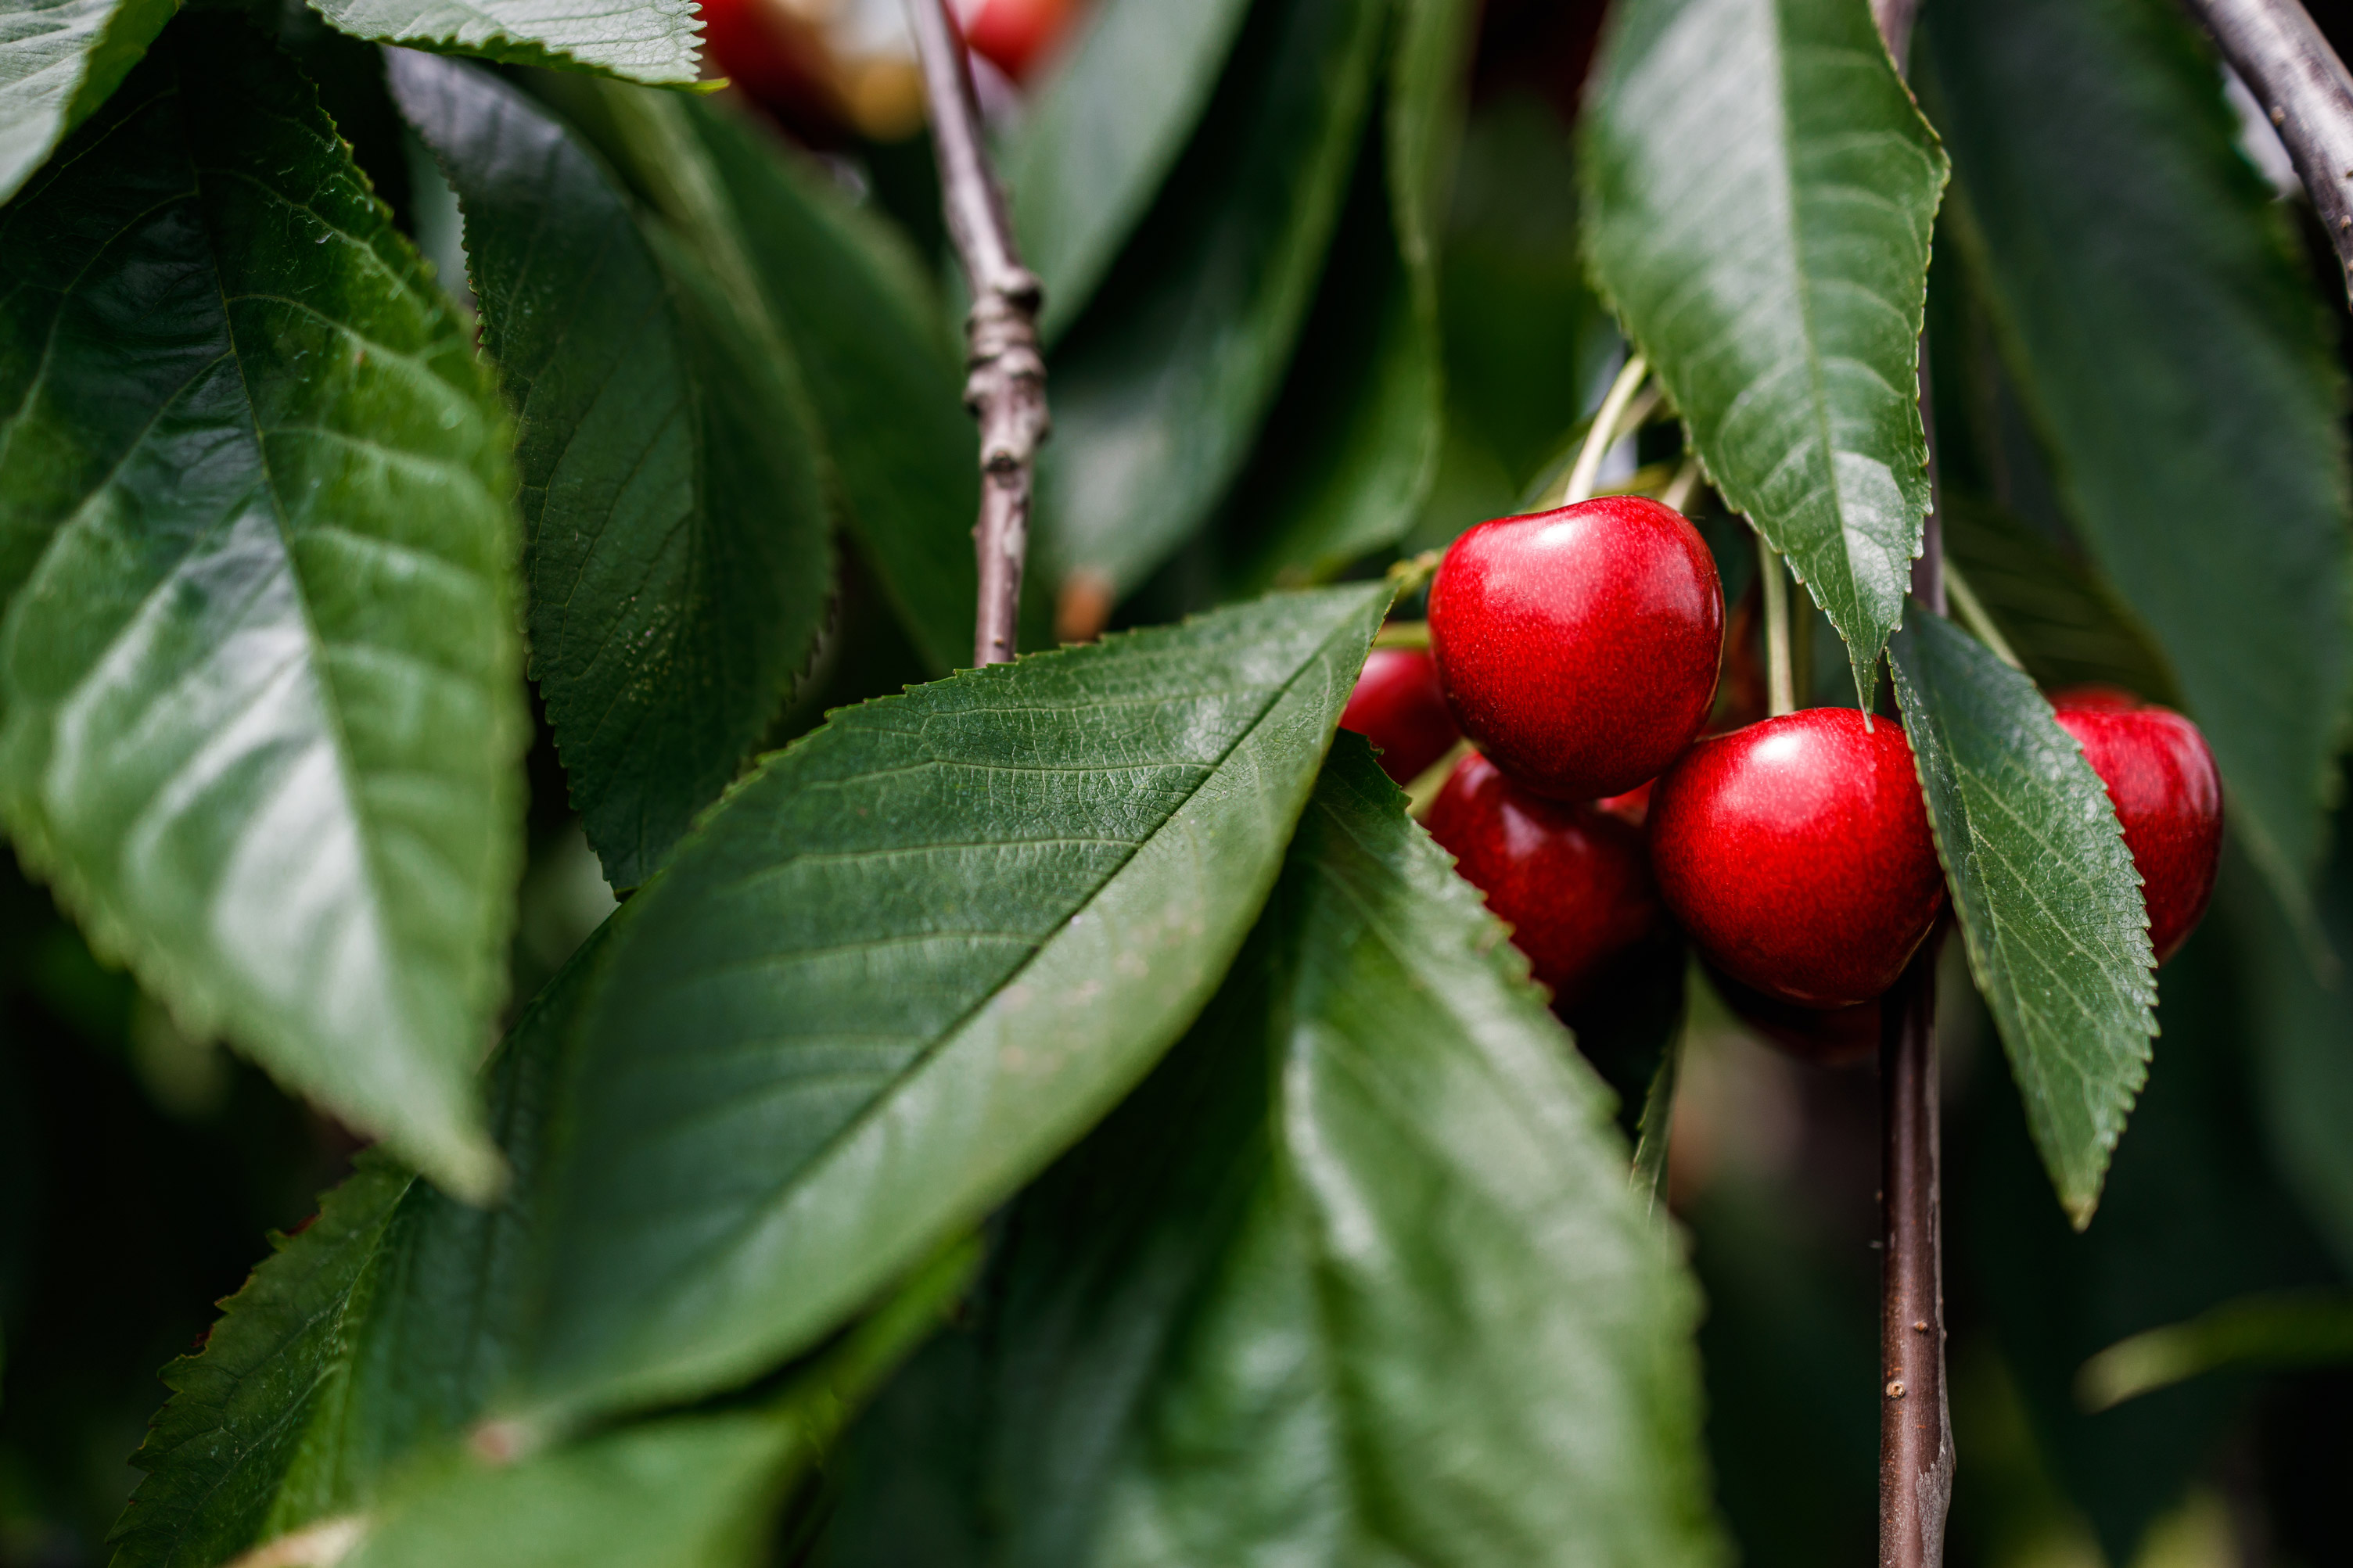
[
  {"left": 1648, "top": 709, "right": 1945, "bottom": 1007},
  {"left": 1424, "top": 751, "right": 1665, "bottom": 1011},
  {"left": 2048, "top": 687, "right": 2222, "bottom": 963},
  {"left": 1428, "top": 496, "right": 1723, "bottom": 800},
  {"left": 1341, "top": 648, "right": 1460, "bottom": 785},
  {"left": 959, "top": 0, "right": 1081, "bottom": 81}
]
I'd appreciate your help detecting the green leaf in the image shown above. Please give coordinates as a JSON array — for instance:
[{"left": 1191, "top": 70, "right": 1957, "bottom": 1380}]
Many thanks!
[
  {"left": 529, "top": 77, "right": 982, "bottom": 675},
  {"left": 509, "top": 583, "right": 1392, "bottom": 1426},
  {"left": 819, "top": 738, "right": 1726, "bottom": 1567},
  {"left": 1216, "top": 0, "right": 1471, "bottom": 594},
  {"left": 1580, "top": 0, "right": 1947, "bottom": 702},
  {"left": 335, "top": 1239, "right": 977, "bottom": 1568},
  {"left": 113, "top": 940, "right": 595, "bottom": 1567},
  {"left": 1919, "top": 0, "right": 2353, "bottom": 908},
  {"left": 110, "top": 1161, "right": 412, "bottom": 1568},
  {"left": 685, "top": 99, "right": 982, "bottom": 675},
  {"left": 1888, "top": 609, "right": 2157, "bottom": 1225},
  {"left": 1940, "top": 492, "right": 2176, "bottom": 703},
  {"left": 307, "top": 0, "right": 702, "bottom": 84},
  {"left": 1215, "top": 120, "right": 1439, "bottom": 594},
  {"left": 390, "top": 56, "right": 832, "bottom": 888},
  {"left": 0, "top": 0, "right": 174, "bottom": 204},
  {"left": 1040, "top": 0, "right": 1388, "bottom": 603},
  {"left": 0, "top": 17, "right": 525, "bottom": 1197},
  {"left": 1008, "top": 0, "right": 1257, "bottom": 342}
]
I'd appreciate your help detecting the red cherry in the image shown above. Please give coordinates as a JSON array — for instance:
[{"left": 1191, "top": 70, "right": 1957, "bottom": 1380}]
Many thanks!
[
  {"left": 1648, "top": 709, "right": 1945, "bottom": 1007},
  {"left": 1596, "top": 779, "right": 1653, "bottom": 828},
  {"left": 1428, "top": 496, "right": 1723, "bottom": 799},
  {"left": 2048, "top": 687, "right": 2222, "bottom": 963},
  {"left": 1424, "top": 751, "right": 1664, "bottom": 1011},
  {"left": 699, "top": 0, "right": 839, "bottom": 125},
  {"left": 958, "top": 0, "right": 1082, "bottom": 81},
  {"left": 1341, "top": 648, "right": 1460, "bottom": 785}
]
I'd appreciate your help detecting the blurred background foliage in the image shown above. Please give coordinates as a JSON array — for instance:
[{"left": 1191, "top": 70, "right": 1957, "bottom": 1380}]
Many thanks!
[{"left": 5, "top": 0, "right": 2353, "bottom": 1563}]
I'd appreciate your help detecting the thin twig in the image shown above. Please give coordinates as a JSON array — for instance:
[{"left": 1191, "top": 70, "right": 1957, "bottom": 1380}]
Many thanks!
[
  {"left": 1757, "top": 536, "right": 1796, "bottom": 717},
  {"left": 1564, "top": 354, "right": 1651, "bottom": 505},
  {"left": 2182, "top": 0, "right": 2353, "bottom": 304},
  {"left": 907, "top": 0, "right": 1050, "bottom": 666},
  {"left": 1661, "top": 453, "right": 1705, "bottom": 514},
  {"left": 1879, "top": 945, "right": 1953, "bottom": 1568}
]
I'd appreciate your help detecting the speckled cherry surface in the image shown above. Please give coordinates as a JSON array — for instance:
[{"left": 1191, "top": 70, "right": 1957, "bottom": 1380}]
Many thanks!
[
  {"left": 1428, "top": 496, "right": 1723, "bottom": 799},
  {"left": 2049, "top": 686, "right": 2222, "bottom": 963},
  {"left": 1649, "top": 709, "right": 1945, "bottom": 1007},
  {"left": 1341, "top": 648, "right": 1460, "bottom": 785},
  {"left": 1424, "top": 751, "right": 1663, "bottom": 1010}
]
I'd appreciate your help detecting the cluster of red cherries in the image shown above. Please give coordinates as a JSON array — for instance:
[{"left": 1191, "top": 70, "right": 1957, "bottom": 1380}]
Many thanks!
[{"left": 1344, "top": 496, "right": 2225, "bottom": 1062}]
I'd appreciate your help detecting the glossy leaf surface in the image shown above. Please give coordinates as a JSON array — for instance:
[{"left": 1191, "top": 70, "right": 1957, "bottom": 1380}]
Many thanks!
[
  {"left": 308, "top": 0, "right": 702, "bottom": 84},
  {"left": 1581, "top": 0, "right": 1946, "bottom": 701},
  {"left": 513, "top": 583, "right": 1390, "bottom": 1423},
  {"left": 0, "top": 19, "right": 524, "bottom": 1197},
  {"left": 687, "top": 99, "right": 980, "bottom": 673},
  {"left": 393, "top": 56, "right": 831, "bottom": 888},
  {"left": 820, "top": 739, "right": 1725, "bottom": 1566},
  {"left": 1041, "top": 0, "right": 1387, "bottom": 601},
  {"left": 0, "top": 0, "right": 174, "bottom": 203},
  {"left": 1921, "top": 0, "right": 2353, "bottom": 905},
  {"left": 1890, "top": 610, "right": 2156, "bottom": 1225},
  {"left": 1009, "top": 0, "right": 1257, "bottom": 341}
]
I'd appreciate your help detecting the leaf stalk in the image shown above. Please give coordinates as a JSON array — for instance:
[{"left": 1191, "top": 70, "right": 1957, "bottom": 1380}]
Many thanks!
[{"left": 907, "top": 0, "right": 1050, "bottom": 666}]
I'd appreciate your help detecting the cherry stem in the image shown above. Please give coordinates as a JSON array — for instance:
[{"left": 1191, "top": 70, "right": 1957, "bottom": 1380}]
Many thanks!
[
  {"left": 1564, "top": 353, "right": 1651, "bottom": 505},
  {"left": 1941, "top": 558, "right": 2023, "bottom": 670},
  {"left": 1661, "top": 453, "right": 1704, "bottom": 514},
  {"left": 2181, "top": 0, "right": 2353, "bottom": 307},
  {"left": 1756, "top": 535, "right": 1797, "bottom": 717},
  {"left": 907, "top": 0, "right": 1050, "bottom": 668}
]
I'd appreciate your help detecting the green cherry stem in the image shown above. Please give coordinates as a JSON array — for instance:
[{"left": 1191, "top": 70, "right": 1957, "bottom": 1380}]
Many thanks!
[
  {"left": 1941, "top": 557, "right": 2024, "bottom": 671},
  {"left": 1756, "top": 532, "right": 1797, "bottom": 716},
  {"left": 1564, "top": 353, "right": 1652, "bottom": 505}
]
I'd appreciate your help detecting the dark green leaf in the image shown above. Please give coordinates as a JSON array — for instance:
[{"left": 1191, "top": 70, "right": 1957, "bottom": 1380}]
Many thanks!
[
  {"left": 391, "top": 56, "right": 832, "bottom": 888},
  {"left": 1920, "top": 0, "right": 2353, "bottom": 906},
  {"left": 310, "top": 0, "right": 702, "bottom": 84},
  {"left": 0, "top": 0, "right": 174, "bottom": 203},
  {"left": 334, "top": 1240, "right": 977, "bottom": 1568},
  {"left": 686, "top": 99, "right": 983, "bottom": 674},
  {"left": 2222, "top": 835, "right": 2353, "bottom": 1276},
  {"left": 1940, "top": 493, "right": 2175, "bottom": 703},
  {"left": 820, "top": 738, "right": 1725, "bottom": 1566},
  {"left": 113, "top": 941, "right": 595, "bottom": 1567},
  {"left": 531, "top": 77, "right": 982, "bottom": 674},
  {"left": 1008, "top": 0, "right": 1256, "bottom": 342},
  {"left": 1040, "top": 0, "right": 1388, "bottom": 602},
  {"left": 509, "top": 583, "right": 1390, "bottom": 1427},
  {"left": 110, "top": 1161, "right": 411, "bottom": 1568},
  {"left": 1581, "top": 0, "right": 1946, "bottom": 701},
  {"left": 0, "top": 17, "right": 525, "bottom": 1197},
  {"left": 1215, "top": 120, "right": 1439, "bottom": 595},
  {"left": 1888, "top": 610, "right": 2155, "bottom": 1224}
]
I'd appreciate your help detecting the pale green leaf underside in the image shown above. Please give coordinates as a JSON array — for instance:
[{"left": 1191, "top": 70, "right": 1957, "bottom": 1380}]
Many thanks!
[
  {"left": 1008, "top": 0, "right": 1257, "bottom": 343},
  {"left": 826, "top": 739, "right": 1726, "bottom": 1566},
  {"left": 1581, "top": 0, "right": 1946, "bottom": 700},
  {"left": 0, "top": 0, "right": 174, "bottom": 203},
  {"left": 308, "top": 0, "right": 702, "bottom": 84},
  {"left": 510, "top": 583, "right": 1392, "bottom": 1426},
  {"left": 1889, "top": 610, "right": 2156, "bottom": 1226},
  {"left": 1040, "top": 0, "right": 1387, "bottom": 600},
  {"left": 391, "top": 56, "right": 832, "bottom": 888},
  {"left": 0, "top": 20, "right": 523, "bottom": 1197},
  {"left": 1920, "top": 0, "right": 2353, "bottom": 911}
]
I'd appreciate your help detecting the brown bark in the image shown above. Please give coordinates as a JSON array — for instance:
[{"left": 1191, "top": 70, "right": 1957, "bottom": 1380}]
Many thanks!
[{"left": 905, "top": 0, "right": 1050, "bottom": 666}]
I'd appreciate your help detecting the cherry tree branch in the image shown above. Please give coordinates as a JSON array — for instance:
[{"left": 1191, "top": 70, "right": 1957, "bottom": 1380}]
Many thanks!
[
  {"left": 907, "top": 0, "right": 1050, "bottom": 666},
  {"left": 2182, "top": 0, "right": 2353, "bottom": 304}
]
